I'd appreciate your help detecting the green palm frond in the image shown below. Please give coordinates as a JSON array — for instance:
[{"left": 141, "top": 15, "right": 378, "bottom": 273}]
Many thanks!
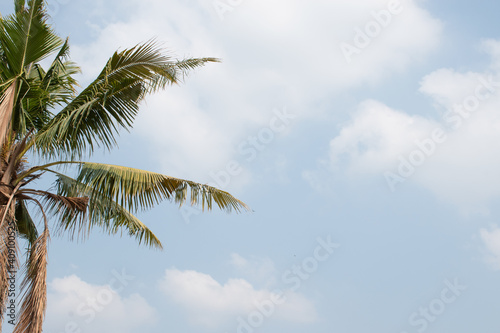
[
  {"left": 15, "top": 200, "right": 38, "bottom": 245},
  {"left": 75, "top": 162, "right": 249, "bottom": 213},
  {"left": 32, "top": 40, "right": 218, "bottom": 159},
  {"left": 14, "top": 0, "right": 26, "bottom": 14},
  {"left": 33, "top": 77, "right": 143, "bottom": 158},
  {"left": 34, "top": 38, "right": 80, "bottom": 108},
  {"left": 9, "top": 40, "right": 79, "bottom": 138},
  {"left": 169, "top": 57, "right": 220, "bottom": 81},
  {"left": 0, "top": 0, "right": 62, "bottom": 77},
  {"left": 0, "top": 0, "right": 67, "bottom": 139},
  {"left": 103, "top": 40, "right": 178, "bottom": 87}
]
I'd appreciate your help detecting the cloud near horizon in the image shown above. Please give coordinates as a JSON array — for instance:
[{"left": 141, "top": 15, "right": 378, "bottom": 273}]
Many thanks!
[
  {"left": 44, "top": 274, "right": 157, "bottom": 333},
  {"left": 158, "top": 254, "right": 317, "bottom": 329}
]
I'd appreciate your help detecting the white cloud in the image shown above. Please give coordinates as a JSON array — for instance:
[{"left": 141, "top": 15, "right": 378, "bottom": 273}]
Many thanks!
[
  {"left": 480, "top": 225, "right": 500, "bottom": 269},
  {"left": 159, "top": 267, "right": 317, "bottom": 329},
  {"left": 328, "top": 99, "right": 439, "bottom": 176},
  {"left": 309, "top": 39, "right": 500, "bottom": 212},
  {"left": 44, "top": 275, "right": 157, "bottom": 333},
  {"left": 67, "top": 0, "right": 442, "bottom": 182}
]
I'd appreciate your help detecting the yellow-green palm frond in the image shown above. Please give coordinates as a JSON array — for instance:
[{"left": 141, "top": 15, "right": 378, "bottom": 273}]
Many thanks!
[
  {"left": 54, "top": 172, "right": 163, "bottom": 249},
  {"left": 75, "top": 162, "right": 250, "bottom": 213}
]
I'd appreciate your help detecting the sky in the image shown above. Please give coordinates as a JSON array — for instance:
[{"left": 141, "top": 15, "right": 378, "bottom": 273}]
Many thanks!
[{"left": 2, "top": 0, "right": 500, "bottom": 332}]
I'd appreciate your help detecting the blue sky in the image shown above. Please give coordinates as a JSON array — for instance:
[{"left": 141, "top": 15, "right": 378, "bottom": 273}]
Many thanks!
[{"left": 2, "top": 1, "right": 500, "bottom": 332}]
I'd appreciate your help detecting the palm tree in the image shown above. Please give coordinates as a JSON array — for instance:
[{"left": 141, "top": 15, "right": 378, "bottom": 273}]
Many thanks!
[{"left": 0, "top": 0, "right": 249, "bottom": 332}]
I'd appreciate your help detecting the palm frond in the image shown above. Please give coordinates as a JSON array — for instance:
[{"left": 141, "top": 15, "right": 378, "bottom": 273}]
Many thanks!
[
  {"left": 14, "top": 0, "right": 25, "bottom": 14},
  {"left": 15, "top": 200, "right": 38, "bottom": 245},
  {"left": 32, "top": 40, "right": 218, "bottom": 159},
  {"left": 75, "top": 162, "right": 249, "bottom": 213},
  {"left": 21, "top": 189, "right": 89, "bottom": 218},
  {"left": 0, "top": 0, "right": 67, "bottom": 138},
  {"left": 167, "top": 57, "right": 220, "bottom": 82},
  {"left": 54, "top": 172, "right": 163, "bottom": 249},
  {"left": 14, "top": 39, "right": 80, "bottom": 134},
  {"left": 38, "top": 38, "right": 80, "bottom": 105},
  {"left": 0, "top": 0, "right": 62, "bottom": 76}
]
